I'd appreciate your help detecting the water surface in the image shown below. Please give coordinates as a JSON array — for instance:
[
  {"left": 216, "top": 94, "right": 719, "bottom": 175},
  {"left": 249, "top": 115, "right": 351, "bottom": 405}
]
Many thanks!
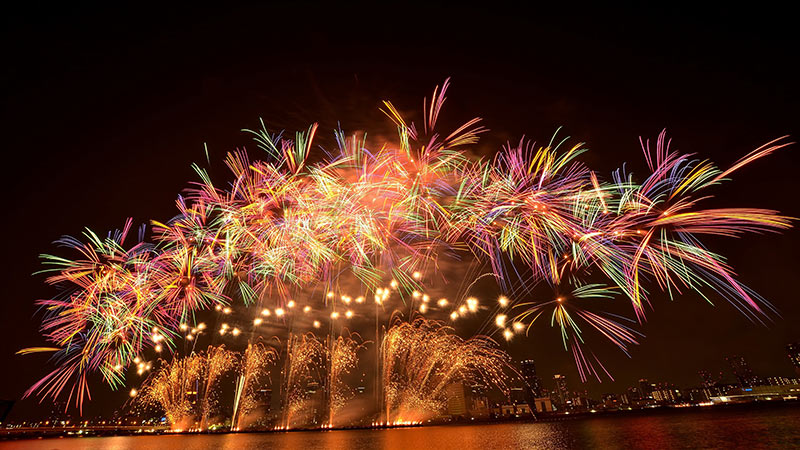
[{"left": 3, "top": 405, "right": 798, "bottom": 449}]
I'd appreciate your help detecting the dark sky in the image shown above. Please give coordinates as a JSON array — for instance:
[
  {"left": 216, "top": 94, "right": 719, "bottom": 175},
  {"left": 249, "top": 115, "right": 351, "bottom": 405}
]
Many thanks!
[{"left": 2, "top": 4, "right": 799, "bottom": 420}]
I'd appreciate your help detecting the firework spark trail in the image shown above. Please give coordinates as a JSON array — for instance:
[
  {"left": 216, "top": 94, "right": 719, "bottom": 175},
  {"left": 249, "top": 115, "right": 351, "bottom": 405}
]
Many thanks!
[
  {"left": 232, "top": 341, "right": 277, "bottom": 431},
  {"left": 327, "top": 331, "right": 368, "bottom": 427},
  {"left": 198, "top": 345, "right": 237, "bottom": 430},
  {"left": 508, "top": 284, "right": 643, "bottom": 382},
  {"left": 382, "top": 316, "right": 511, "bottom": 424},
  {"left": 137, "top": 353, "right": 205, "bottom": 430},
  {"left": 231, "top": 342, "right": 278, "bottom": 430},
  {"left": 23, "top": 79, "right": 793, "bottom": 409},
  {"left": 283, "top": 333, "right": 326, "bottom": 429},
  {"left": 151, "top": 199, "right": 229, "bottom": 320}
]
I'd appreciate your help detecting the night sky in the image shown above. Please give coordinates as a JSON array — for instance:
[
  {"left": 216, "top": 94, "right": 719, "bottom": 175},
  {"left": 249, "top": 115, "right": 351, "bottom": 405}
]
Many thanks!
[{"left": 2, "top": 4, "right": 798, "bottom": 420}]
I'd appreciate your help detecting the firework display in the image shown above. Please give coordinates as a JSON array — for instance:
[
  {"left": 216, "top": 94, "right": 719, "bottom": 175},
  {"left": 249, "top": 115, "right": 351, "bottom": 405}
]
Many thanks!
[
  {"left": 282, "top": 333, "right": 326, "bottom": 429},
  {"left": 232, "top": 341, "right": 277, "bottom": 430},
  {"left": 328, "top": 331, "right": 368, "bottom": 426},
  {"left": 136, "top": 352, "right": 205, "bottom": 430},
  {"left": 22, "top": 79, "right": 792, "bottom": 427},
  {"left": 198, "top": 345, "right": 237, "bottom": 430},
  {"left": 382, "top": 316, "right": 510, "bottom": 424}
]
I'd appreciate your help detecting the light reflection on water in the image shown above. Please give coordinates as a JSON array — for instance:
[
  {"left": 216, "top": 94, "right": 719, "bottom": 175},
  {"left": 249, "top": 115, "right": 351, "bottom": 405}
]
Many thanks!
[{"left": 3, "top": 406, "right": 799, "bottom": 450}]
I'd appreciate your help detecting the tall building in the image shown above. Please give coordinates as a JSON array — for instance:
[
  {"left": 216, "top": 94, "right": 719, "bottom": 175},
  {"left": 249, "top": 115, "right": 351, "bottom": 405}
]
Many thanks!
[
  {"left": 509, "top": 386, "right": 527, "bottom": 404},
  {"left": 446, "top": 382, "right": 469, "bottom": 416},
  {"left": 787, "top": 343, "right": 800, "bottom": 375},
  {"left": 469, "top": 384, "right": 491, "bottom": 416},
  {"left": 638, "top": 379, "right": 653, "bottom": 399},
  {"left": 305, "top": 381, "right": 324, "bottom": 425},
  {"left": 651, "top": 383, "right": 681, "bottom": 404},
  {"left": 445, "top": 381, "right": 490, "bottom": 416},
  {"left": 553, "top": 374, "right": 569, "bottom": 408},
  {"left": 571, "top": 390, "right": 591, "bottom": 410},
  {"left": 726, "top": 355, "right": 761, "bottom": 388},
  {"left": 626, "top": 386, "right": 641, "bottom": 401},
  {"left": 255, "top": 388, "right": 272, "bottom": 414},
  {"left": 520, "top": 360, "right": 541, "bottom": 398},
  {"left": 444, "top": 382, "right": 491, "bottom": 418}
]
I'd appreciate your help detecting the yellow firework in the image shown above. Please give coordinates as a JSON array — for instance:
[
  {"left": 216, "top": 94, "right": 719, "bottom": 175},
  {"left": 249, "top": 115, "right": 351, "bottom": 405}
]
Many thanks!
[{"left": 382, "top": 316, "right": 511, "bottom": 423}]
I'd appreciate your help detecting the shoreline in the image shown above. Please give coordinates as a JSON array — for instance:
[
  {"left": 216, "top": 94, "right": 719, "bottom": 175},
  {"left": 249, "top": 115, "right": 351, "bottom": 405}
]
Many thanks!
[{"left": 2, "top": 399, "right": 798, "bottom": 441}]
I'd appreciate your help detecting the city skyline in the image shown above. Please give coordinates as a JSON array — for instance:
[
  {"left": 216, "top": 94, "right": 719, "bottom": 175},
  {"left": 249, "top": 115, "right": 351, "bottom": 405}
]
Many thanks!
[
  {"left": 5, "top": 341, "right": 799, "bottom": 426},
  {"left": 493, "top": 342, "right": 800, "bottom": 412}
]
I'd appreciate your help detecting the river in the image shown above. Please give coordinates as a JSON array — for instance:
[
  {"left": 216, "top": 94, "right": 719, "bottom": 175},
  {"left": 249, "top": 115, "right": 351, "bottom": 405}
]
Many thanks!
[{"left": 2, "top": 404, "right": 799, "bottom": 449}]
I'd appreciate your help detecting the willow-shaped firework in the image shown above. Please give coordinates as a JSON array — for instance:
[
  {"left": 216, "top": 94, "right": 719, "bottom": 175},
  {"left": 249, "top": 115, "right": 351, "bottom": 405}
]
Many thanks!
[{"left": 382, "top": 316, "right": 511, "bottom": 423}]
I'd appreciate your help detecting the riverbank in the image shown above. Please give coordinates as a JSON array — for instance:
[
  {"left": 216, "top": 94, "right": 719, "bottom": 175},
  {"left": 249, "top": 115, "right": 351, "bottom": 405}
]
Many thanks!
[
  {"left": 2, "top": 404, "right": 799, "bottom": 449},
  {"left": 2, "top": 399, "right": 798, "bottom": 441}
]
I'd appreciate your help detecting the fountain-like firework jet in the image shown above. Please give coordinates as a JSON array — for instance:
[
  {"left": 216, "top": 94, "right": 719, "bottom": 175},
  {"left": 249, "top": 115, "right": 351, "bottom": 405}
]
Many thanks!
[
  {"left": 382, "top": 316, "right": 511, "bottom": 424},
  {"left": 232, "top": 341, "right": 277, "bottom": 431},
  {"left": 327, "top": 332, "right": 368, "bottom": 427},
  {"left": 137, "top": 353, "right": 205, "bottom": 430},
  {"left": 282, "top": 333, "right": 326, "bottom": 429},
  {"left": 198, "top": 345, "right": 237, "bottom": 430}
]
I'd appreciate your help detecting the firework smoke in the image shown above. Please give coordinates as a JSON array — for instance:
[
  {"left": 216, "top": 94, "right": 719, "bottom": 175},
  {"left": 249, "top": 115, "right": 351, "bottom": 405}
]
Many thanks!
[{"left": 382, "top": 316, "right": 511, "bottom": 423}]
